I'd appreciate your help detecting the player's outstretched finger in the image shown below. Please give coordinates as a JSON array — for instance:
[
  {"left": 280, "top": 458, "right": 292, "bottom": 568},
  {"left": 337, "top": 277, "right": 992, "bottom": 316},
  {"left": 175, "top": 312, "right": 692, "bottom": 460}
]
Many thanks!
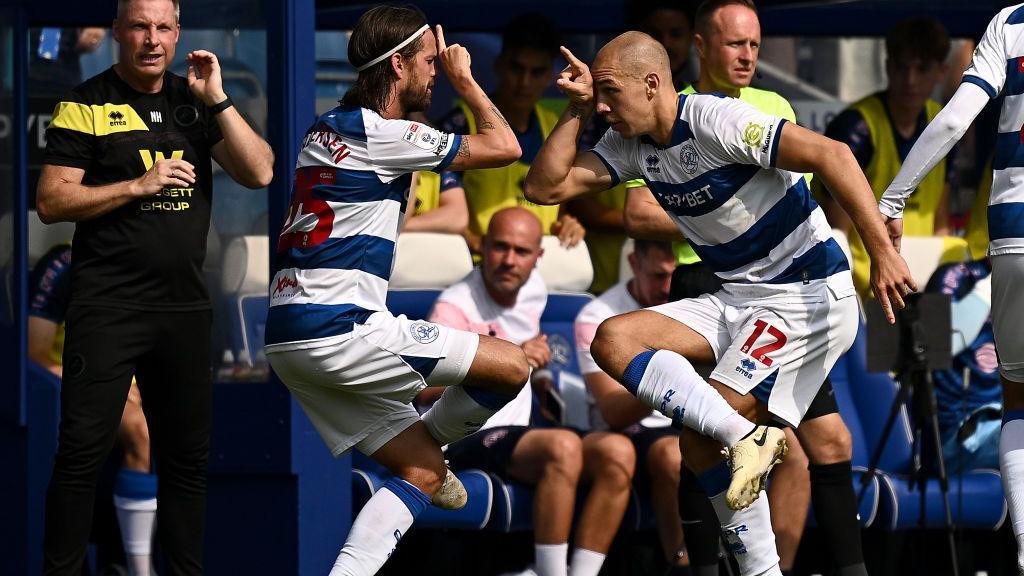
[
  {"left": 436, "top": 25, "right": 447, "bottom": 52},
  {"left": 560, "top": 46, "right": 584, "bottom": 69}
]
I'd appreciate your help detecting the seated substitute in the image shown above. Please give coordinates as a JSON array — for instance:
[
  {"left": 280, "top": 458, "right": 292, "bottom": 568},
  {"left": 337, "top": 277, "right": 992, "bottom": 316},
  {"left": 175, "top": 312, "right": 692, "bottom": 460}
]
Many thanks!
[
  {"left": 927, "top": 259, "right": 1002, "bottom": 473},
  {"left": 431, "top": 207, "right": 635, "bottom": 576},
  {"left": 28, "top": 243, "right": 157, "bottom": 576},
  {"left": 574, "top": 239, "right": 691, "bottom": 574}
]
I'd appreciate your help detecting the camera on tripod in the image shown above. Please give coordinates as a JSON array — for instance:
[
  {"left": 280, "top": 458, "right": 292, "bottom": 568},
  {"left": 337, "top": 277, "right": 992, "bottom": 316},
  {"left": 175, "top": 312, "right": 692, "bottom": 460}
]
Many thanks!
[{"left": 862, "top": 291, "right": 960, "bottom": 574}]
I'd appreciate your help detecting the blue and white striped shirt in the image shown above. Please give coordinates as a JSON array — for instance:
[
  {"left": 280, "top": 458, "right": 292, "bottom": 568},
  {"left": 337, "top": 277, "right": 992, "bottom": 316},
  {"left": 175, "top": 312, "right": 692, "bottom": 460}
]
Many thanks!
[
  {"left": 265, "top": 105, "right": 461, "bottom": 348},
  {"left": 960, "top": 3, "right": 1024, "bottom": 255},
  {"left": 593, "top": 93, "right": 852, "bottom": 298}
]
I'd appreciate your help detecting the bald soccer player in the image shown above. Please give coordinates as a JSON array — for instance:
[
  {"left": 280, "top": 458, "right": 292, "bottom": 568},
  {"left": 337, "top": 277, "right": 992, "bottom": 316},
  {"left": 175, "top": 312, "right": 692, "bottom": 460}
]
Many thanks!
[
  {"left": 624, "top": 2, "right": 870, "bottom": 574},
  {"left": 525, "top": 32, "right": 915, "bottom": 576}
]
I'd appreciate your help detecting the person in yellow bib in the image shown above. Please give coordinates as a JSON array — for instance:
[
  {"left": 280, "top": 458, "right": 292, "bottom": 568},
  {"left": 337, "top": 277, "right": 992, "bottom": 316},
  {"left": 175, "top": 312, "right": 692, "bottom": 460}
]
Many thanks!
[
  {"left": 405, "top": 168, "right": 469, "bottom": 234},
  {"left": 620, "top": 2, "right": 867, "bottom": 575},
  {"left": 814, "top": 17, "right": 953, "bottom": 297},
  {"left": 437, "top": 13, "right": 584, "bottom": 255},
  {"left": 568, "top": 0, "right": 700, "bottom": 295}
]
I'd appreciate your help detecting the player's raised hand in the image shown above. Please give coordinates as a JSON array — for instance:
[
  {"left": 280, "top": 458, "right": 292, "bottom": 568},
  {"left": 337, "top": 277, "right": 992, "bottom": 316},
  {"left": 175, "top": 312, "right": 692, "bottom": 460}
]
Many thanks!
[
  {"left": 871, "top": 248, "right": 917, "bottom": 324},
  {"left": 556, "top": 46, "right": 593, "bottom": 106},
  {"left": 436, "top": 25, "right": 475, "bottom": 91},
  {"left": 186, "top": 50, "right": 227, "bottom": 106}
]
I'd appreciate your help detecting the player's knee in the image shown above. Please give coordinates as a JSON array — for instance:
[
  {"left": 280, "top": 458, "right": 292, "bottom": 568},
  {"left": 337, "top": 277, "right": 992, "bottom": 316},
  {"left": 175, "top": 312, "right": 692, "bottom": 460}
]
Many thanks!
[
  {"left": 647, "top": 438, "right": 681, "bottom": 483},
  {"left": 592, "top": 316, "right": 634, "bottom": 378},
  {"left": 590, "top": 434, "right": 636, "bottom": 487},
  {"left": 542, "top": 430, "right": 584, "bottom": 480},
  {"left": 802, "top": 417, "right": 852, "bottom": 465}
]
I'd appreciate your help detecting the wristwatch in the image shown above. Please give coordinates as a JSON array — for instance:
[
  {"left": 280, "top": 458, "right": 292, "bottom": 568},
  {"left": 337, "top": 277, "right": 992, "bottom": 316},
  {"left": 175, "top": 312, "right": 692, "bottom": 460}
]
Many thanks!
[{"left": 209, "top": 96, "right": 234, "bottom": 114}]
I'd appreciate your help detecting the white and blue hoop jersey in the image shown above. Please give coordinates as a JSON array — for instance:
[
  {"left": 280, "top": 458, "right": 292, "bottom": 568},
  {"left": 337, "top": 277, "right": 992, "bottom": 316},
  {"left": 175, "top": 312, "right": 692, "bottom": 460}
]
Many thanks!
[
  {"left": 592, "top": 93, "right": 851, "bottom": 295},
  {"left": 961, "top": 3, "right": 1024, "bottom": 255},
  {"left": 265, "top": 106, "right": 461, "bottom": 349}
]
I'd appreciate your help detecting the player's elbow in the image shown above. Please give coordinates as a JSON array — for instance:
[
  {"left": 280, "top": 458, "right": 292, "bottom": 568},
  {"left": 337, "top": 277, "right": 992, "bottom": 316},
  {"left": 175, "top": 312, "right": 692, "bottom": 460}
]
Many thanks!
[
  {"left": 523, "top": 176, "right": 561, "bottom": 206},
  {"left": 495, "top": 138, "right": 522, "bottom": 166},
  {"left": 35, "top": 190, "right": 62, "bottom": 224}
]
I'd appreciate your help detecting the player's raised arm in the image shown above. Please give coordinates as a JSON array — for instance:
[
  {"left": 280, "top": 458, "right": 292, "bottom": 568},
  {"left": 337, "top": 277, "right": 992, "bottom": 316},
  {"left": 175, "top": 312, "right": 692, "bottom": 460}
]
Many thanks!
[
  {"left": 436, "top": 25, "right": 521, "bottom": 171},
  {"left": 775, "top": 122, "right": 916, "bottom": 323},
  {"left": 524, "top": 47, "right": 617, "bottom": 205}
]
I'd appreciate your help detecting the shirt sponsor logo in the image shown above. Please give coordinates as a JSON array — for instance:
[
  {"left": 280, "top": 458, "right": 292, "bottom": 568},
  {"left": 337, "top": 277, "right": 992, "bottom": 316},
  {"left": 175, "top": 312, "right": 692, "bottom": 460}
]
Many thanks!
[
  {"left": 107, "top": 110, "right": 127, "bottom": 126},
  {"left": 272, "top": 273, "right": 299, "bottom": 297},
  {"left": 645, "top": 154, "right": 661, "bottom": 174},
  {"left": 657, "top": 184, "right": 713, "bottom": 209},
  {"left": 761, "top": 122, "right": 774, "bottom": 154},
  {"left": 410, "top": 321, "right": 440, "bottom": 344},
  {"left": 742, "top": 121, "right": 765, "bottom": 149},
  {"left": 680, "top": 141, "right": 699, "bottom": 174}
]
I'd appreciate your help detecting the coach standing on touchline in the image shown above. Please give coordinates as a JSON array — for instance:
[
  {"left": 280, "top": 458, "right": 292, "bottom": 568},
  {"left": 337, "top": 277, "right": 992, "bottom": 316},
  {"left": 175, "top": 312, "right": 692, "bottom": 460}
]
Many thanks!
[{"left": 36, "top": 0, "right": 273, "bottom": 574}]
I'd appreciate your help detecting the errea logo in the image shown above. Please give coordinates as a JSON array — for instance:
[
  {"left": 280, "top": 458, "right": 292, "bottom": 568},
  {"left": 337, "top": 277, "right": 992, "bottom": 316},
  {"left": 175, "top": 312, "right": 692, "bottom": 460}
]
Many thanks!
[
  {"left": 645, "top": 154, "right": 661, "bottom": 174},
  {"left": 108, "top": 110, "right": 127, "bottom": 126}
]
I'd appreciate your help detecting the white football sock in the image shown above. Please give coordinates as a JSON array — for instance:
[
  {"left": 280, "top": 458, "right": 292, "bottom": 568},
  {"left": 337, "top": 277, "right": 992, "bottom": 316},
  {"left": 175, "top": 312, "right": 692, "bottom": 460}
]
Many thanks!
[
  {"left": 622, "top": 350, "right": 755, "bottom": 446},
  {"left": 113, "top": 495, "right": 157, "bottom": 576},
  {"left": 534, "top": 542, "right": 569, "bottom": 576},
  {"left": 1000, "top": 415, "right": 1024, "bottom": 572},
  {"left": 422, "top": 385, "right": 517, "bottom": 445},
  {"left": 329, "top": 478, "right": 430, "bottom": 576},
  {"left": 112, "top": 469, "right": 157, "bottom": 576},
  {"left": 699, "top": 461, "right": 781, "bottom": 576},
  {"left": 568, "top": 548, "right": 606, "bottom": 576}
]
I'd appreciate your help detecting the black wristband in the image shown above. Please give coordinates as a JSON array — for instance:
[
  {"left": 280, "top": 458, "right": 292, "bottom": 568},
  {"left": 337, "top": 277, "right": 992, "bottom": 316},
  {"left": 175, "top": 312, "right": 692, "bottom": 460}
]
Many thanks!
[{"left": 208, "top": 96, "right": 234, "bottom": 114}]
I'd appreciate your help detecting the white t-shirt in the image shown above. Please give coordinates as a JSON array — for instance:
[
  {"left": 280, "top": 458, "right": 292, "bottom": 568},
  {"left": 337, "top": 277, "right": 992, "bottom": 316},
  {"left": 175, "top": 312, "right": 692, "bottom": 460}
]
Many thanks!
[
  {"left": 430, "top": 268, "right": 548, "bottom": 427},
  {"left": 574, "top": 281, "right": 671, "bottom": 429}
]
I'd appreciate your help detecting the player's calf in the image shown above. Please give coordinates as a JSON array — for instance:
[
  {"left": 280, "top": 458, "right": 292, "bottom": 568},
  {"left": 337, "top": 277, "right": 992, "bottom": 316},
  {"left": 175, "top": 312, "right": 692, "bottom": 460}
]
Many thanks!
[{"left": 422, "top": 336, "right": 528, "bottom": 446}]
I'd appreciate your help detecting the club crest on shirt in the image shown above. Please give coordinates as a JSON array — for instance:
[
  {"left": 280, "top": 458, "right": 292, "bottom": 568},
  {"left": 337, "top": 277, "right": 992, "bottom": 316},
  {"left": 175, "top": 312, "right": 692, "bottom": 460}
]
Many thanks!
[
  {"left": 410, "top": 321, "right": 440, "bottom": 344},
  {"left": 679, "top": 141, "right": 699, "bottom": 175}
]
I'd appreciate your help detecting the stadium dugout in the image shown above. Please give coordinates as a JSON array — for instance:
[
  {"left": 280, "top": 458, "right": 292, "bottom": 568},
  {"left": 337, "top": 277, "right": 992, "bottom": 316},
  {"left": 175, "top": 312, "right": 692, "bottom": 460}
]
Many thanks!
[{"left": 0, "top": 0, "right": 1019, "bottom": 574}]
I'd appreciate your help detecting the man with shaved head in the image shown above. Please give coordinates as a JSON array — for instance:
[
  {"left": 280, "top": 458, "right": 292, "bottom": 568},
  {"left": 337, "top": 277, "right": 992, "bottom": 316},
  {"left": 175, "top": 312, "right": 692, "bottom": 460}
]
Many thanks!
[
  {"left": 525, "top": 32, "right": 915, "bottom": 576},
  {"left": 624, "top": 3, "right": 870, "bottom": 575},
  {"left": 428, "top": 207, "right": 636, "bottom": 576}
]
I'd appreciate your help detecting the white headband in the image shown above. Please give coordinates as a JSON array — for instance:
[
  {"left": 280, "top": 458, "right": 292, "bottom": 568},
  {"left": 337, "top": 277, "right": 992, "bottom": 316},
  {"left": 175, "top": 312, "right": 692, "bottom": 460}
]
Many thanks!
[{"left": 355, "top": 24, "right": 430, "bottom": 72}]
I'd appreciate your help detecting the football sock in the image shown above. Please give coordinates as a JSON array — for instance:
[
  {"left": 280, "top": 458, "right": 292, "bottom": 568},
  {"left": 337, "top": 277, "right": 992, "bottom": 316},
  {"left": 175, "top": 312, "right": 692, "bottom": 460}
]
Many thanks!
[
  {"left": 699, "top": 461, "right": 781, "bottom": 576},
  {"left": 113, "top": 469, "right": 157, "bottom": 576},
  {"left": 1000, "top": 412, "right": 1024, "bottom": 573},
  {"left": 809, "top": 461, "right": 867, "bottom": 575},
  {"left": 328, "top": 478, "right": 430, "bottom": 576},
  {"left": 621, "top": 350, "right": 755, "bottom": 446},
  {"left": 679, "top": 466, "right": 722, "bottom": 575},
  {"left": 422, "top": 385, "right": 516, "bottom": 445}
]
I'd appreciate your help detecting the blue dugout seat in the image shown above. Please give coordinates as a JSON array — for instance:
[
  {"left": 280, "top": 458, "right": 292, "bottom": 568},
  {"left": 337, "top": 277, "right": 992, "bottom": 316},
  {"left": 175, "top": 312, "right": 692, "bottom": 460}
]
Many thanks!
[{"left": 843, "top": 322, "right": 1006, "bottom": 530}]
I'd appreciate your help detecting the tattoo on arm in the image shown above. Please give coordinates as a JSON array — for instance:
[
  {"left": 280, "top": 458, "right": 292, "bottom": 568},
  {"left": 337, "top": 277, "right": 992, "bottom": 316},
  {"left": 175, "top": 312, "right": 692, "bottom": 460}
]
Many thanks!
[
  {"left": 457, "top": 137, "right": 470, "bottom": 158},
  {"left": 478, "top": 118, "right": 495, "bottom": 131},
  {"left": 569, "top": 104, "right": 587, "bottom": 120},
  {"left": 488, "top": 105, "right": 511, "bottom": 129}
]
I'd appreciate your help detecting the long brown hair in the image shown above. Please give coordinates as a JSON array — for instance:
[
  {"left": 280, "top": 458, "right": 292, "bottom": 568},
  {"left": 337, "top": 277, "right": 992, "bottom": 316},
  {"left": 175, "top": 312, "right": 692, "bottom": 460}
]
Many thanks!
[{"left": 342, "top": 5, "right": 428, "bottom": 115}]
